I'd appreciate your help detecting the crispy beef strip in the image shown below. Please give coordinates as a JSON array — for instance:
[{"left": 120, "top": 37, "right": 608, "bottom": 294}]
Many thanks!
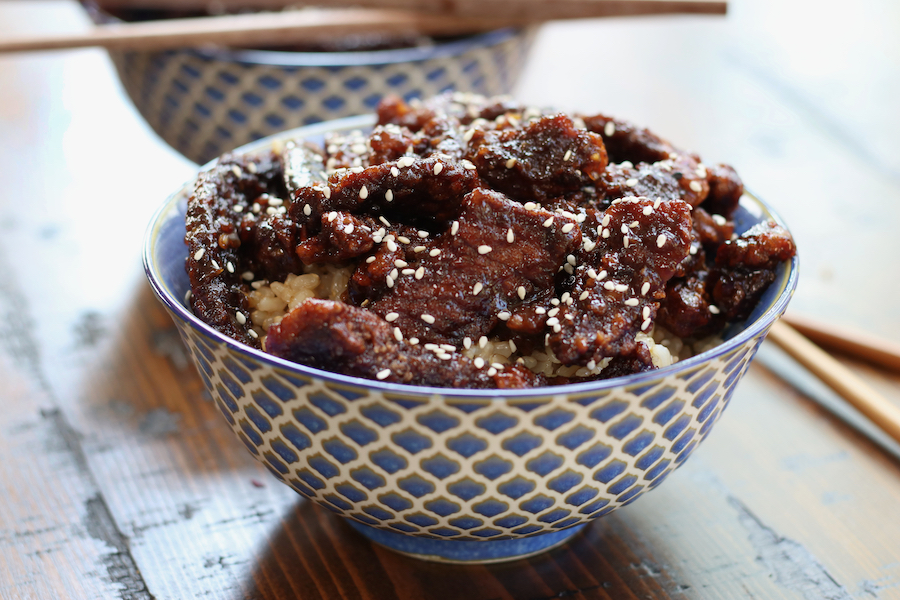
[
  {"left": 186, "top": 152, "right": 295, "bottom": 348},
  {"left": 581, "top": 113, "right": 674, "bottom": 164},
  {"left": 266, "top": 299, "right": 545, "bottom": 388},
  {"left": 468, "top": 114, "right": 607, "bottom": 204},
  {"left": 366, "top": 188, "right": 581, "bottom": 347},
  {"left": 548, "top": 198, "right": 693, "bottom": 366}
]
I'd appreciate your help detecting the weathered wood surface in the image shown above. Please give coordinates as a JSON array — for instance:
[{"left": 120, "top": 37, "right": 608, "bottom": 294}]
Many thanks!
[{"left": 1, "top": 1, "right": 899, "bottom": 598}]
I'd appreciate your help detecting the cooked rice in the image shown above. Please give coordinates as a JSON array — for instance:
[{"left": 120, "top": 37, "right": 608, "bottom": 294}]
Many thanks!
[{"left": 248, "top": 269, "right": 718, "bottom": 378}]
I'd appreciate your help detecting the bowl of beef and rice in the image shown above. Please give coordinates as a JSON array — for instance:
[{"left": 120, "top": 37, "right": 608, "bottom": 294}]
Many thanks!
[{"left": 144, "top": 92, "right": 798, "bottom": 563}]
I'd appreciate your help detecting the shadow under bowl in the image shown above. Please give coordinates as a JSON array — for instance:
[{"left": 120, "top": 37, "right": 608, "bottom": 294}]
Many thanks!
[{"left": 144, "top": 116, "right": 799, "bottom": 563}]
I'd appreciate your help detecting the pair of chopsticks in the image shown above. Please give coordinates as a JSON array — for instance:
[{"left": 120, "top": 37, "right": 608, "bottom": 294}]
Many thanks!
[
  {"left": 0, "top": 0, "right": 727, "bottom": 54},
  {"left": 767, "top": 314, "right": 900, "bottom": 448}
]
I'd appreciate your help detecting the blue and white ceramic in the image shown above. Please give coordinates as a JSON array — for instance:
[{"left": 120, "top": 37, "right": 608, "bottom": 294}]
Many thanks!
[
  {"left": 88, "top": 7, "right": 535, "bottom": 164},
  {"left": 144, "top": 117, "right": 798, "bottom": 563}
]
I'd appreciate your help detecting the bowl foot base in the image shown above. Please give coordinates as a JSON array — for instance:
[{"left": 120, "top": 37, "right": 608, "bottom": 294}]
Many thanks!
[{"left": 345, "top": 520, "right": 588, "bottom": 564}]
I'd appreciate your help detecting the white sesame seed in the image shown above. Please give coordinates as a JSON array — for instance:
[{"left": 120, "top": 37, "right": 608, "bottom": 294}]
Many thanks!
[
  {"left": 441, "top": 344, "right": 456, "bottom": 352},
  {"left": 385, "top": 312, "right": 399, "bottom": 322},
  {"left": 376, "top": 369, "right": 391, "bottom": 380},
  {"left": 641, "top": 282, "right": 651, "bottom": 295},
  {"left": 231, "top": 165, "right": 242, "bottom": 178},
  {"left": 602, "top": 229, "right": 610, "bottom": 239},
  {"left": 451, "top": 221, "right": 459, "bottom": 235},
  {"left": 548, "top": 307, "right": 560, "bottom": 317},
  {"left": 712, "top": 214, "right": 727, "bottom": 226},
  {"left": 464, "top": 129, "right": 476, "bottom": 142},
  {"left": 601, "top": 214, "right": 611, "bottom": 227},
  {"left": 690, "top": 245, "right": 698, "bottom": 255},
  {"left": 434, "top": 162, "right": 444, "bottom": 175},
  {"left": 389, "top": 268, "right": 399, "bottom": 281},
  {"left": 709, "top": 305, "right": 721, "bottom": 315},
  {"left": 498, "top": 311, "right": 511, "bottom": 321},
  {"left": 543, "top": 217, "right": 554, "bottom": 228},
  {"left": 643, "top": 306, "right": 651, "bottom": 319},
  {"left": 604, "top": 281, "right": 616, "bottom": 291},
  {"left": 397, "top": 236, "right": 411, "bottom": 244},
  {"left": 579, "top": 291, "right": 589, "bottom": 300},
  {"left": 656, "top": 234, "right": 666, "bottom": 248},
  {"left": 265, "top": 206, "right": 277, "bottom": 216},
  {"left": 643, "top": 205, "right": 654, "bottom": 216},
  {"left": 242, "top": 271, "right": 254, "bottom": 281},
  {"left": 518, "top": 286, "right": 526, "bottom": 300},
  {"left": 616, "top": 284, "right": 629, "bottom": 293},
  {"left": 413, "top": 245, "right": 426, "bottom": 253},
  {"left": 252, "top": 203, "right": 261, "bottom": 213},
  {"left": 487, "top": 367, "right": 498, "bottom": 376},
  {"left": 248, "top": 329, "right": 258, "bottom": 339},
  {"left": 524, "top": 202, "right": 537, "bottom": 210},
  {"left": 226, "top": 261, "right": 235, "bottom": 273},
  {"left": 553, "top": 324, "right": 562, "bottom": 333},
  {"left": 562, "top": 223, "right": 575, "bottom": 233},
  {"left": 385, "top": 189, "right": 394, "bottom": 202},
  {"left": 566, "top": 255, "right": 577, "bottom": 267},
  {"left": 623, "top": 237, "right": 630, "bottom": 248},
  {"left": 328, "top": 212, "right": 337, "bottom": 222},
  {"left": 414, "top": 266, "right": 425, "bottom": 280},
  {"left": 546, "top": 317, "right": 560, "bottom": 326},
  {"left": 505, "top": 157, "right": 517, "bottom": 169},
  {"left": 418, "top": 230, "right": 429, "bottom": 238},
  {"left": 604, "top": 121, "right": 616, "bottom": 137},
  {"left": 429, "top": 248, "right": 441, "bottom": 257},
  {"left": 551, "top": 298, "right": 560, "bottom": 306},
  {"left": 233, "top": 204, "right": 244, "bottom": 213},
  {"left": 474, "top": 357, "right": 485, "bottom": 368},
  {"left": 625, "top": 178, "right": 639, "bottom": 187},
  {"left": 689, "top": 180, "right": 703, "bottom": 192},
  {"left": 344, "top": 224, "right": 354, "bottom": 235},
  {"left": 625, "top": 298, "right": 639, "bottom": 306},
  {"left": 535, "top": 307, "right": 546, "bottom": 314},
  {"left": 395, "top": 259, "right": 408, "bottom": 268},
  {"left": 463, "top": 337, "right": 472, "bottom": 349},
  {"left": 193, "top": 248, "right": 205, "bottom": 260},
  {"left": 462, "top": 159, "right": 477, "bottom": 170},
  {"left": 323, "top": 188, "right": 331, "bottom": 200},
  {"left": 386, "top": 239, "right": 398, "bottom": 252},
  {"left": 421, "top": 314, "right": 435, "bottom": 324},
  {"left": 507, "top": 228, "right": 515, "bottom": 243},
  {"left": 409, "top": 337, "right": 419, "bottom": 345},
  {"left": 478, "top": 245, "right": 492, "bottom": 255},
  {"left": 235, "top": 311, "right": 246, "bottom": 325},
  {"left": 472, "top": 282, "right": 483, "bottom": 295},
  {"left": 479, "top": 336, "right": 488, "bottom": 348},
  {"left": 598, "top": 270, "right": 607, "bottom": 280},
  {"left": 210, "top": 260, "right": 220, "bottom": 270},
  {"left": 303, "top": 204, "right": 312, "bottom": 216},
  {"left": 391, "top": 166, "right": 400, "bottom": 177},
  {"left": 563, "top": 149, "right": 572, "bottom": 162},
  {"left": 379, "top": 216, "right": 391, "bottom": 227},
  {"left": 366, "top": 256, "right": 376, "bottom": 264},
  {"left": 642, "top": 319, "right": 652, "bottom": 331}
]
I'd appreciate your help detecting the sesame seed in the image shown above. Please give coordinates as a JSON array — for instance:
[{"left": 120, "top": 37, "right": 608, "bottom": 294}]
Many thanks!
[
  {"left": 690, "top": 245, "right": 698, "bottom": 255},
  {"left": 579, "top": 291, "right": 589, "bottom": 300},
  {"left": 409, "top": 337, "right": 419, "bottom": 345},
  {"left": 451, "top": 221, "right": 459, "bottom": 235},
  {"left": 625, "top": 298, "right": 639, "bottom": 306},
  {"left": 553, "top": 324, "right": 562, "bottom": 333},
  {"left": 242, "top": 271, "right": 254, "bottom": 281},
  {"left": 543, "top": 217, "right": 554, "bottom": 228},
  {"left": 462, "top": 159, "right": 477, "bottom": 170},
  {"left": 386, "top": 276, "right": 394, "bottom": 288},
  {"left": 429, "top": 248, "right": 441, "bottom": 257},
  {"left": 246, "top": 162, "right": 257, "bottom": 174},
  {"left": 395, "top": 259, "right": 408, "bottom": 268},
  {"left": 248, "top": 329, "right": 258, "bottom": 339},
  {"left": 604, "top": 281, "right": 616, "bottom": 291},
  {"left": 625, "top": 178, "right": 638, "bottom": 187},
  {"left": 474, "top": 357, "right": 485, "bottom": 368},
  {"left": 712, "top": 214, "right": 727, "bottom": 226},
  {"left": 535, "top": 307, "right": 546, "bottom": 314},
  {"left": 385, "top": 312, "right": 399, "bottom": 322},
  {"left": 463, "top": 337, "right": 472, "bottom": 349},
  {"left": 231, "top": 165, "right": 242, "bottom": 178},
  {"left": 601, "top": 214, "right": 611, "bottom": 227},
  {"left": 233, "top": 204, "right": 244, "bottom": 213},
  {"left": 327, "top": 212, "right": 337, "bottom": 222},
  {"left": 472, "top": 282, "right": 483, "bottom": 295},
  {"left": 546, "top": 317, "right": 560, "bottom": 326},
  {"left": 265, "top": 206, "right": 277, "bottom": 216},
  {"left": 616, "top": 284, "right": 629, "bottom": 293},
  {"left": 641, "top": 282, "right": 651, "bottom": 295},
  {"left": 193, "top": 248, "right": 205, "bottom": 260},
  {"left": 550, "top": 298, "right": 560, "bottom": 306},
  {"left": 478, "top": 245, "right": 492, "bottom": 255},
  {"left": 464, "top": 129, "right": 476, "bottom": 142},
  {"left": 413, "top": 245, "right": 426, "bottom": 253},
  {"left": 709, "top": 305, "right": 721, "bottom": 315},
  {"left": 421, "top": 314, "right": 436, "bottom": 324},
  {"left": 385, "top": 189, "right": 394, "bottom": 202},
  {"left": 210, "top": 260, "right": 220, "bottom": 270},
  {"left": 323, "top": 188, "right": 331, "bottom": 199},
  {"left": 562, "top": 223, "right": 575, "bottom": 233},
  {"left": 548, "top": 307, "right": 560, "bottom": 317},
  {"left": 226, "top": 261, "right": 235, "bottom": 273},
  {"left": 497, "top": 311, "right": 511, "bottom": 321},
  {"left": 598, "top": 270, "right": 607, "bottom": 279},
  {"left": 379, "top": 216, "right": 391, "bottom": 227},
  {"left": 689, "top": 180, "right": 703, "bottom": 192},
  {"left": 604, "top": 121, "right": 616, "bottom": 137},
  {"left": 518, "top": 286, "right": 526, "bottom": 300},
  {"left": 376, "top": 369, "right": 391, "bottom": 380},
  {"left": 252, "top": 203, "right": 261, "bottom": 213},
  {"left": 434, "top": 162, "right": 444, "bottom": 175},
  {"left": 386, "top": 239, "right": 398, "bottom": 252},
  {"left": 392, "top": 327, "right": 403, "bottom": 342},
  {"left": 479, "top": 336, "right": 488, "bottom": 348},
  {"left": 642, "top": 319, "right": 652, "bottom": 331},
  {"left": 303, "top": 204, "right": 312, "bottom": 216},
  {"left": 623, "top": 237, "right": 630, "bottom": 248},
  {"left": 418, "top": 230, "right": 429, "bottom": 238},
  {"left": 397, "top": 236, "right": 411, "bottom": 244},
  {"left": 235, "top": 311, "right": 246, "bottom": 325},
  {"left": 566, "top": 255, "right": 577, "bottom": 267},
  {"left": 487, "top": 367, "right": 498, "bottom": 376},
  {"left": 366, "top": 256, "right": 376, "bottom": 264},
  {"left": 441, "top": 344, "right": 456, "bottom": 352},
  {"left": 643, "top": 205, "right": 654, "bottom": 216},
  {"left": 505, "top": 157, "right": 517, "bottom": 169},
  {"left": 391, "top": 166, "right": 400, "bottom": 177},
  {"left": 602, "top": 229, "right": 610, "bottom": 238},
  {"left": 524, "top": 202, "right": 537, "bottom": 210},
  {"left": 344, "top": 224, "right": 354, "bottom": 234},
  {"left": 507, "top": 228, "right": 515, "bottom": 243},
  {"left": 656, "top": 234, "right": 666, "bottom": 248},
  {"left": 643, "top": 306, "right": 651, "bottom": 319}
]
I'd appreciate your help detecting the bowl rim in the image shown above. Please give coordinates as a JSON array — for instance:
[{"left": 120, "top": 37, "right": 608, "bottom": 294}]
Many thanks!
[
  {"left": 144, "top": 115, "right": 799, "bottom": 400},
  {"left": 85, "top": 4, "right": 529, "bottom": 68}
]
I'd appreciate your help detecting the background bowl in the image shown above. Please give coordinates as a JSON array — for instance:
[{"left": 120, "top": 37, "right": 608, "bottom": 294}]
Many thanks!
[
  {"left": 86, "top": 5, "right": 536, "bottom": 164},
  {"left": 144, "top": 117, "right": 798, "bottom": 563}
]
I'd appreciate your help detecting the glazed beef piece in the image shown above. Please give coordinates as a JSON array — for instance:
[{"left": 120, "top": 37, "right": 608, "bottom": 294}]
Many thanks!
[
  {"left": 548, "top": 198, "right": 693, "bottom": 365},
  {"left": 366, "top": 188, "right": 582, "bottom": 347},
  {"left": 581, "top": 113, "right": 674, "bottom": 164},
  {"left": 186, "top": 152, "right": 296, "bottom": 348},
  {"left": 266, "top": 299, "right": 545, "bottom": 388}
]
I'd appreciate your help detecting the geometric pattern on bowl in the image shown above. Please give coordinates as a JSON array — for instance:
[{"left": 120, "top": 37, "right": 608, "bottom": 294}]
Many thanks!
[
  {"left": 105, "top": 28, "right": 536, "bottom": 164},
  {"left": 174, "top": 316, "right": 765, "bottom": 541}
]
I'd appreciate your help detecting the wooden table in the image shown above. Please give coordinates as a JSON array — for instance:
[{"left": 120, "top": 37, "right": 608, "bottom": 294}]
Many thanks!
[{"left": 2, "top": 1, "right": 899, "bottom": 598}]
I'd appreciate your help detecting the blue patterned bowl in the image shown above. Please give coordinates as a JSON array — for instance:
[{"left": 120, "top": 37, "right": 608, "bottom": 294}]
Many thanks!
[
  {"left": 87, "top": 6, "right": 535, "bottom": 164},
  {"left": 144, "top": 117, "right": 798, "bottom": 563}
]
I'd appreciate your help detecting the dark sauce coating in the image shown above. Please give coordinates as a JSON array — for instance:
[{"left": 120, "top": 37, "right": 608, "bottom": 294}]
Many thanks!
[{"left": 186, "top": 92, "right": 796, "bottom": 388}]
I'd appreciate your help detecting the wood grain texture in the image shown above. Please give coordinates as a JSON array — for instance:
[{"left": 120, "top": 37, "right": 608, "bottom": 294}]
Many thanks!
[{"left": 1, "top": 0, "right": 899, "bottom": 599}]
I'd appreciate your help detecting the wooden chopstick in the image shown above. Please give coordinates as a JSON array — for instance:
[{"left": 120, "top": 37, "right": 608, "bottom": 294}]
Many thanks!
[
  {"left": 0, "top": 1, "right": 727, "bottom": 54},
  {"left": 781, "top": 312, "right": 900, "bottom": 373},
  {"left": 94, "top": 0, "right": 728, "bottom": 20},
  {"left": 766, "top": 319, "right": 900, "bottom": 446}
]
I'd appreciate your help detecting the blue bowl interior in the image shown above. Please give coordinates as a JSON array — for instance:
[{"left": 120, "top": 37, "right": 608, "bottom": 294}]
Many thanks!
[{"left": 144, "top": 118, "right": 798, "bottom": 398}]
